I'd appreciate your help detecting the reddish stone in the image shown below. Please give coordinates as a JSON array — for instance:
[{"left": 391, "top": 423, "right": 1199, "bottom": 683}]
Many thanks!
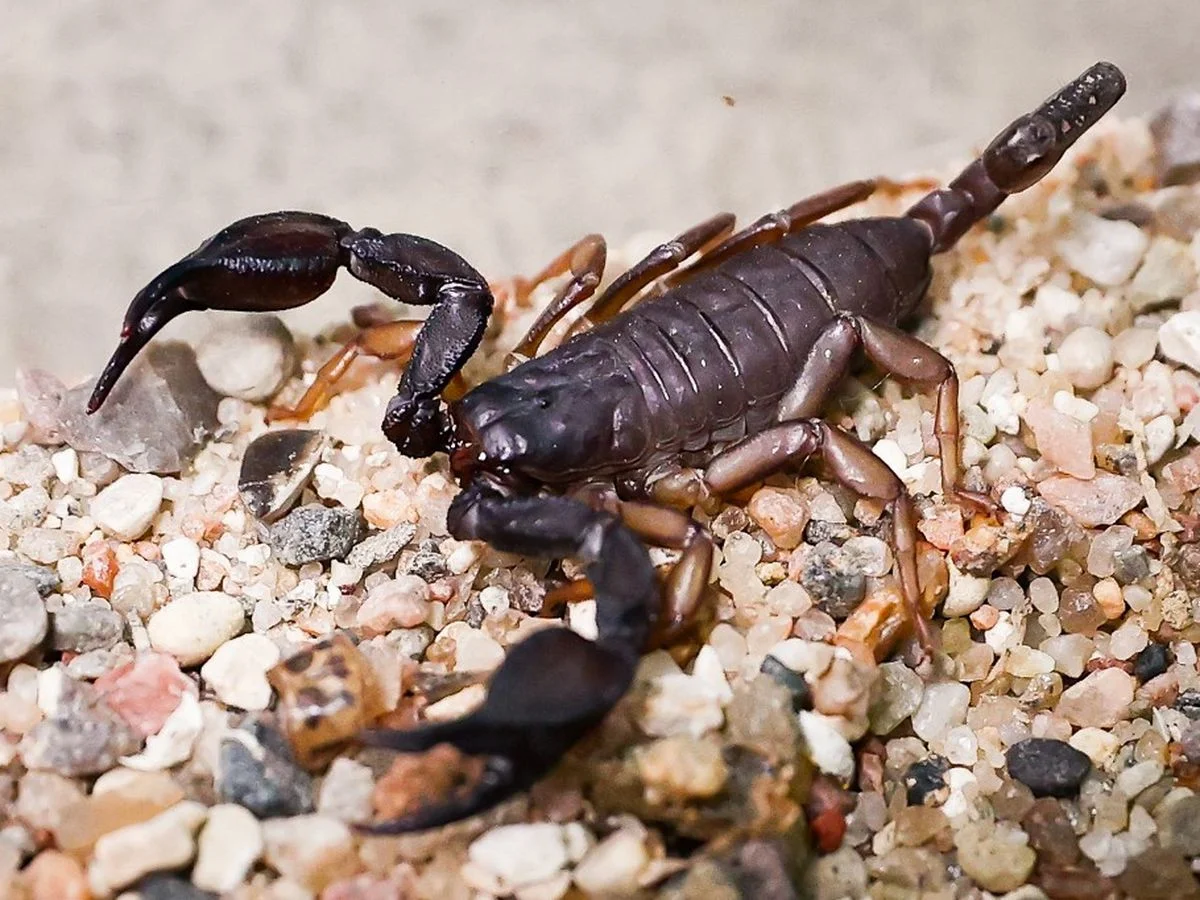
[
  {"left": 81, "top": 541, "right": 119, "bottom": 600},
  {"left": 94, "top": 652, "right": 196, "bottom": 737}
]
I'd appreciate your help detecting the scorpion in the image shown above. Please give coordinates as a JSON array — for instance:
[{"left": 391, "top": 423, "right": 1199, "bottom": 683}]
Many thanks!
[{"left": 87, "top": 62, "right": 1126, "bottom": 833}]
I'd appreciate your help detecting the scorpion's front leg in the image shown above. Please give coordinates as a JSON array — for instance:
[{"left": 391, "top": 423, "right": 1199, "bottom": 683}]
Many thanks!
[
  {"left": 359, "top": 482, "right": 657, "bottom": 833},
  {"left": 705, "top": 419, "right": 933, "bottom": 660}
]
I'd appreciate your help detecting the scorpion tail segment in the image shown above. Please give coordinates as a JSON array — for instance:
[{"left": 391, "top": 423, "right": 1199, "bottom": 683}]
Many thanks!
[
  {"left": 908, "top": 61, "right": 1126, "bottom": 254},
  {"left": 88, "top": 211, "right": 355, "bottom": 414},
  {"left": 359, "top": 628, "right": 636, "bottom": 833}
]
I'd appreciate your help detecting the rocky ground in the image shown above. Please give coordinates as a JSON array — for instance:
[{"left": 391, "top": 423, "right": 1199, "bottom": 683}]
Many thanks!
[{"left": 1, "top": 100, "right": 1200, "bottom": 899}]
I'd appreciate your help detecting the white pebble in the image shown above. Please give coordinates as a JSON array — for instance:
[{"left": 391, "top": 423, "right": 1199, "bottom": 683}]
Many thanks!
[
  {"left": 50, "top": 447, "right": 78, "bottom": 484},
  {"left": 1057, "top": 211, "right": 1149, "bottom": 286},
  {"left": 1052, "top": 390, "right": 1099, "bottom": 423},
  {"left": 1000, "top": 485, "right": 1032, "bottom": 517},
  {"left": 200, "top": 633, "right": 280, "bottom": 709},
  {"left": 478, "top": 585, "right": 510, "bottom": 616},
  {"left": 439, "top": 622, "right": 505, "bottom": 672},
  {"left": 1159, "top": 310, "right": 1200, "bottom": 374},
  {"left": 195, "top": 315, "right": 295, "bottom": 401},
  {"left": 567, "top": 599, "right": 598, "bottom": 641},
  {"left": 161, "top": 536, "right": 201, "bottom": 582},
  {"left": 119, "top": 692, "right": 203, "bottom": 771},
  {"left": 798, "top": 711, "right": 855, "bottom": 779},
  {"left": 1033, "top": 283, "right": 1083, "bottom": 330},
  {"left": 943, "top": 563, "right": 990, "bottom": 617},
  {"left": 192, "top": 803, "right": 263, "bottom": 893},
  {"left": 90, "top": 473, "right": 164, "bottom": 541},
  {"left": 88, "top": 801, "right": 207, "bottom": 894},
  {"left": 469, "top": 824, "right": 570, "bottom": 892},
  {"left": 1144, "top": 414, "right": 1176, "bottom": 466},
  {"left": 942, "top": 724, "right": 979, "bottom": 766},
  {"left": 147, "top": 591, "right": 246, "bottom": 665},
  {"left": 1005, "top": 646, "right": 1055, "bottom": 678},
  {"left": 911, "top": 682, "right": 970, "bottom": 743},
  {"left": 641, "top": 673, "right": 724, "bottom": 738},
  {"left": 872, "top": 439, "right": 908, "bottom": 477},
  {"left": 1057, "top": 326, "right": 1114, "bottom": 390},
  {"left": 1115, "top": 760, "right": 1163, "bottom": 799},
  {"left": 1071, "top": 727, "right": 1121, "bottom": 769},
  {"left": 691, "top": 645, "right": 732, "bottom": 705},
  {"left": 572, "top": 827, "right": 650, "bottom": 896}
]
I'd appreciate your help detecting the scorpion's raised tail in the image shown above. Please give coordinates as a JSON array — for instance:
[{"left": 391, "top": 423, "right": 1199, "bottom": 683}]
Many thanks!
[
  {"left": 357, "top": 483, "right": 656, "bottom": 833},
  {"left": 908, "top": 61, "right": 1126, "bottom": 254}
]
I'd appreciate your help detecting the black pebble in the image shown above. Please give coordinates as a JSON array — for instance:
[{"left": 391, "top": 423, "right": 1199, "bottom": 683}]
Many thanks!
[
  {"left": 135, "top": 874, "right": 218, "bottom": 900},
  {"left": 1133, "top": 642, "right": 1170, "bottom": 682},
  {"left": 904, "top": 755, "right": 950, "bottom": 806},
  {"left": 217, "top": 720, "right": 314, "bottom": 818},
  {"left": 760, "top": 655, "right": 813, "bottom": 712},
  {"left": 1005, "top": 738, "right": 1091, "bottom": 798}
]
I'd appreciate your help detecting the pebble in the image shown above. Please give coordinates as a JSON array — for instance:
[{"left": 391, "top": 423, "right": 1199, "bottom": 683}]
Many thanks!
[
  {"left": 21, "top": 674, "right": 141, "bottom": 775},
  {"left": 746, "top": 486, "right": 810, "bottom": 549},
  {"left": 0, "top": 569, "right": 48, "bottom": 663},
  {"left": 911, "top": 681, "right": 970, "bottom": 743},
  {"left": 87, "top": 800, "right": 207, "bottom": 895},
  {"left": 0, "top": 563, "right": 60, "bottom": 598},
  {"left": 641, "top": 673, "right": 725, "bottom": 738},
  {"left": 119, "top": 690, "right": 203, "bottom": 770},
  {"left": 345, "top": 521, "right": 417, "bottom": 569},
  {"left": 196, "top": 315, "right": 296, "bottom": 401},
  {"left": 268, "top": 504, "right": 363, "bottom": 566},
  {"left": 955, "top": 822, "right": 1036, "bottom": 894},
  {"left": 147, "top": 591, "right": 246, "bottom": 665},
  {"left": 317, "top": 757, "right": 375, "bottom": 825},
  {"left": 200, "top": 633, "right": 279, "bottom": 710},
  {"left": 1057, "top": 667, "right": 1136, "bottom": 728},
  {"left": 798, "top": 541, "right": 866, "bottom": 618},
  {"left": 468, "top": 823, "right": 571, "bottom": 893},
  {"left": 1158, "top": 309, "right": 1200, "bottom": 374},
  {"left": 942, "top": 562, "right": 990, "bottom": 617},
  {"left": 1057, "top": 211, "right": 1149, "bottom": 286},
  {"left": 1037, "top": 471, "right": 1143, "bottom": 527},
  {"left": 58, "top": 342, "right": 222, "bottom": 474},
  {"left": 237, "top": 429, "right": 328, "bottom": 523},
  {"left": 904, "top": 756, "right": 949, "bottom": 806},
  {"left": 1058, "top": 326, "right": 1115, "bottom": 390},
  {"left": 218, "top": 721, "right": 314, "bottom": 817},
  {"left": 797, "top": 711, "right": 854, "bottom": 779},
  {"left": 94, "top": 652, "right": 195, "bottom": 737},
  {"left": 1117, "top": 846, "right": 1200, "bottom": 900},
  {"left": 191, "top": 803, "right": 263, "bottom": 894},
  {"left": 759, "top": 655, "right": 813, "bottom": 712},
  {"left": 572, "top": 827, "right": 650, "bottom": 896},
  {"left": 1134, "top": 236, "right": 1197, "bottom": 310},
  {"left": 868, "top": 661, "right": 924, "bottom": 735},
  {"left": 50, "top": 601, "right": 124, "bottom": 653},
  {"left": 1005, "top": 738, "right": 1091, "bottom": 798},
  {"left": 1133, "top": 642, "right": 1171, "bottom": 682},
  {"left": 637, "top": 735, "right": 728, "bottom": 801},
  {"left": 20, "top": 850, "right": 88, "bottom": 900},
  {"left": 1025, "top": 399, "right": 1094, "bottom": 478},
  {"left": 1151, "top": 91, "right": 1200, "bottom": 186},
  {"left": 1155, "top": 793, "right": 1200, "bottom": 857},
  {"left": 355, "top": 574, "right": 431, "bottom": 636},
  {"left": 261, "top": 814, "right": 358, "bottom": 892},
  {"left": 133, "top": 874, "right": 218, "bottom": 900},
  {"left": 90, "top": 473, "right": 164, "bottom": 541}
]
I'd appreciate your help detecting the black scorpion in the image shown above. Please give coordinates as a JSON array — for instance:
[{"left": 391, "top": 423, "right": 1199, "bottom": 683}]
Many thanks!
[{"left": 88, "top": 62, "right": 1126, "bottom": 832}]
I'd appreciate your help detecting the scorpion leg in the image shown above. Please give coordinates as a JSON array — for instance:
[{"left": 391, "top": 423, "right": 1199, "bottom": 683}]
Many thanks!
[
  {"left": 776, "top": 314, "right": 991, "bottom": 510},
  {"left": 667, "top": 179, "right": 878, "bottom": 285},
  {"left": 705, "top": 420, "right": 932, "bottom": 658},
  {"left": 266, "top": 319, "right": 424, "bottom": 421},
  {"left": 359, "top": 482, "right": 656, "bottom": 833},
  {"left": 505, "top": 234, "right": 607, "bottom": 366},
  {"left": 556, "top": 213, "right": 736, "bottom": 344}
]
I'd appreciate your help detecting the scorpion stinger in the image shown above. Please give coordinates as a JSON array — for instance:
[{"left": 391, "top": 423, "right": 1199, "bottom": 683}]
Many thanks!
[{"left": 359, "top": 482, "right": 658, "bottom": 832}]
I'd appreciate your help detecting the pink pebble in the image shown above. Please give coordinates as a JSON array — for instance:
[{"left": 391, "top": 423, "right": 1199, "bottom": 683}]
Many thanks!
[{"left": 94, "top": 652, "right": 197, "bottom": 737}]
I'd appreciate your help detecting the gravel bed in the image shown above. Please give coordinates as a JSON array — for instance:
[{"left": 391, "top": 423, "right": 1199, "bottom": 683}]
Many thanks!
[{"left": 2, "top": 100, "right": 1200, "bottom": 899}]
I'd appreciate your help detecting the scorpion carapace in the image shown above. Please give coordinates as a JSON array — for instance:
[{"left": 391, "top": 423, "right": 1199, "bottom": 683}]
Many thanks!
[{"left": 89, "top": 62, "right": 1126, "bottom": 833}]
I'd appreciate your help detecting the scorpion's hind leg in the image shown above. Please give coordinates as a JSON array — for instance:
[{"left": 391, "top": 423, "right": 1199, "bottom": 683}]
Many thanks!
[
  {"left": 776, "top": 314, "right": 992, "bottom": 512},
  {"left": 705, "top": 420, "right": 933, "bottom": 661}
]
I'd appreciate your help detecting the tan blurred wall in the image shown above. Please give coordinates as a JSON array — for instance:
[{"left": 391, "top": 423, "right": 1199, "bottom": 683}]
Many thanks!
[{"left": 2, "top": 1, "right": 1198, "bottom": 380}]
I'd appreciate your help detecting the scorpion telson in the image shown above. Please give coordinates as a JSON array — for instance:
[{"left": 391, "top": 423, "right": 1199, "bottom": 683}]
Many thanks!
[{"left": 89, "top": 62, "right": 1126, "bottom": 833}]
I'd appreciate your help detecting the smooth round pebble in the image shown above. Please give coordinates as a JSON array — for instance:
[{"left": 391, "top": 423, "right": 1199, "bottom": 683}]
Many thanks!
[
  {"left": 196, "top": 315, "right": 296, "bottom": 401},
  {"left": 1005, "top": 738, "right": 1091, "bottom": 797},
  {"left": 200, "top": 633, "right": 280, "bottom": 710},
  {"left": 192, "top": 803, "right": 263, "bottom": 893},
  {"left": 90, "top": 473, "right": 164, "bottom": 541},
  {"left": 147, "top": 591, "right": 246, "bottom": 666},
  {"left": 0, "top": 570, "right": 48, "bottom": 663},
  {"left": 1057, "top": 326, "right": 1114, "bottom": 390}
]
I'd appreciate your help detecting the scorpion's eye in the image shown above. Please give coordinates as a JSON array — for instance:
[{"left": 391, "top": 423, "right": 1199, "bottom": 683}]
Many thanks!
[{"left": 535, "top": 395, "right": 551, "bottom": 410}]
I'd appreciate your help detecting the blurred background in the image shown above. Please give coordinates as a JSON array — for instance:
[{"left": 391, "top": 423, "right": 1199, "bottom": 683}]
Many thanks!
[{"left": 2, "top": 1, "right": 1197, "bottom": 380}]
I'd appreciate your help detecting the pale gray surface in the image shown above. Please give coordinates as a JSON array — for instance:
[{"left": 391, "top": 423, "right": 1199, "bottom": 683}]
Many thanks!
[{"left": 3, "top": 1, "right": 1197, "bottom": 381}]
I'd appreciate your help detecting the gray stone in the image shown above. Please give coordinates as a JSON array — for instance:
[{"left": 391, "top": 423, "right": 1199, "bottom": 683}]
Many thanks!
[
  {"left": 1156, "top": 793, "right": 1200, "bottom": 857},
  {"left": 0, "top": 563, "right": 59, "bottom": 598},
  {"left": 50, "top": 601, "right": 125, "bottom": 653},
  {"left": 20, "top": 674, "right": 140, "bottom": 776},
  {"left": 217, "top": 720, "right": 313, "bottom": 818},
  {"left": 1151, "top": 93, "right": 1200, "bottom": 187},
  {"left": 268, "top": 504, "right": 362, "bottom": 566},
  {"left": 238, "top": 429, "right": 327, "bottom": 523},
  {"left": 346, "top": 521, "right": 417, "bottom": 569},
  {"left": 57, "top": 341, "right": 221, "bottom": 474},
  {"left": 0, "top": 569, "right": 48, "bottom": 663}
]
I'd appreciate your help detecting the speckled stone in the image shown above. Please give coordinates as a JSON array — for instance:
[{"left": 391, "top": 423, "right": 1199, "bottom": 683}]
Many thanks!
[
  {"left": 1005, "top": 738, "right": 1091, "bottom": 798},
  {"left": 268, "top": 504, "right": 363, "bottom": 566}
]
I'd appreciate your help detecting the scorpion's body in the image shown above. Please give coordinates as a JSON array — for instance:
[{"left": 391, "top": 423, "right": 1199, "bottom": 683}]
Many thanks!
[
  {"left": 464, "top": 218, "right": 930, "bottom": 484},
  {"left": 88, "top": 63, "right": 1127, "bottom": 836}
]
